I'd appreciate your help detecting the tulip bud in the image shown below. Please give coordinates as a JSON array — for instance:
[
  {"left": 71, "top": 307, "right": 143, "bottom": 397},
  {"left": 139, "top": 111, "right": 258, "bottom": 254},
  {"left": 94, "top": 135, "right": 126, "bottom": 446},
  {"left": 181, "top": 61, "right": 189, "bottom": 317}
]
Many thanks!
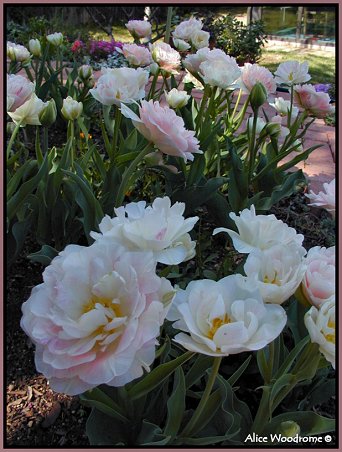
[
  {"left": 61, "top": 96, "right": 83, "bottom": 120},
  {"left": 29, "top": 39, "right": 41, "bottom": 58},
  {"left": 250, "top": 82, "right": 267, "bottom": 111},
  {"left": 39, "top": 98, "right": 57, "bottom": 127},
  {"left": 149, "top": 62, "right": 159, "bottom": 75},
  {"left": 78, "top": 64, "right": 93, "bottom": 81},
  {"left": 85, "top": 77, "right": 95, "bottom": 89},
  {"left": 165, "top": 88, "right": 190, "bottom": 109},
  {"left": 173, "top": 38, "right": 191, "bottom": 51},
  {"left": 7, "top": 122, "right": 16, "bottom": 134},
  {"left": 46, "top": 32, "right": 63, "bottom": 47},
  {"left": 279, "top": 421, "right": 301, "bottom": 438}
]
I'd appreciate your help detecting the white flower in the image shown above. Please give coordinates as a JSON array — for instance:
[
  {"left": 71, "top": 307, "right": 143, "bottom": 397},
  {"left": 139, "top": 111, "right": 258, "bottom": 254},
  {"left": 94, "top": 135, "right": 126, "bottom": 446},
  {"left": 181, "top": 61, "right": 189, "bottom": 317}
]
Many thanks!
[
  {"left": 167, "top": 274, "right": 287, "bottom": 356},
  {"left": 304, "top": 300, "right": 335, "bottom": 368},
  {"left": 20, "top": 241, "right": 175, "bottom": 395},
  {"left": 46, "top": 32, "right": 64, "bottom": 46},
  {"left": 269, "top": 97, "right": 299, "bottom": 119},
  {"left": 91, "top": 197, "right": 199, "bottom": 265},
  {"left": 274, "top": 60, "right": 311, "bottom": 86},
  {"left": 90, "top": 67, "right": 149, "bottom": 106},
  {"left": 7, "top": 41, "right": 31, "bottom": 62},
  {"left": 165, "top": 88, "right": 190, "bottom": 109},
  {"left": 301, "top": 246, "right": 335, "bottom": 308},
  {"left": 306, "top": 179, "right": 335, "bottom": 217},
  {"left": 184, "top": 48, "right": 241, "bottom": 90},
  {"left": 213, "top": 205, "right": 304, "bottom": 253},
  {"left": 29, "top": 38, "right": 41, "bottom": 57},
  {"left": 244, "top": 244, "right": 306, "bottom": 304},
  {"left": 191, "top": 30, "right": 210, "bottom": 49},
  {"left": 61, "top": 96, "right": 83, "bottom": 120},
  {"left": 172, "top": 17, "right": 203, "bottom": 42},
  {"left": 7, "top": 93, "right": 47, "bottom": 126}
]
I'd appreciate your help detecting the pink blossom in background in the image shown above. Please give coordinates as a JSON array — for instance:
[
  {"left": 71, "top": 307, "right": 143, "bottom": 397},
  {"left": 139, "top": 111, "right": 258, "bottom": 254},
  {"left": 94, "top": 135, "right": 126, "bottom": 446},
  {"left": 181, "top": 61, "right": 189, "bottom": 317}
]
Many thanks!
[
  {"left": 122, "top": 43, "right": 152, "bottom": 67},
  {"left": 150, "top": 41, "right": 181, "bottom": 74},
  {"left": 306, "top": 178, "right": 335, "bottom": 217},
  {"left": 294, "top": 84, "right": 334, "bottom": 118},
  {"left": 239, "top": 63, "right": 276, "bottom": 96},
  {"left": 125, "top": 20, "right": 152, "bottom": 39},
  {"left": 121, "top": 100, "right": 202, "bottom": 162}
]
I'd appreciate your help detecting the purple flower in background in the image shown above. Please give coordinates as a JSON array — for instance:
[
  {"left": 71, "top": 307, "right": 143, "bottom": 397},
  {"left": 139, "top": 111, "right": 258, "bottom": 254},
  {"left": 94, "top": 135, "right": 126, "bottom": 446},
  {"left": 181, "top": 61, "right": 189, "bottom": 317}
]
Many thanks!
[
  {"left": 314, "top": 83, "right": 331, "bottom": 93},
  {"left": 88, "top": 39, "right": 123, "bottom": 57}
]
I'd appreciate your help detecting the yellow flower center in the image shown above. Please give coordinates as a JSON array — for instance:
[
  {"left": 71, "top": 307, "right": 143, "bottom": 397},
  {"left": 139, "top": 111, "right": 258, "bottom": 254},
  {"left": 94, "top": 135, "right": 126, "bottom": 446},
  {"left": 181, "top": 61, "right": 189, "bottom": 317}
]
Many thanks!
[
  {"left": 323, "top": 320, "right": 335, "bottom": 344},
  {"left": 208, "top": 314, "right": 231, "bottom": 339},
  {"left": 83, "top": 296, "right": 122, "bottom": 317},
  {"left": 288, "top": 72, "right": 294, "bottom": 81},
  {"left": 263, "top": 272, "right": 281, "bottom": 285}
]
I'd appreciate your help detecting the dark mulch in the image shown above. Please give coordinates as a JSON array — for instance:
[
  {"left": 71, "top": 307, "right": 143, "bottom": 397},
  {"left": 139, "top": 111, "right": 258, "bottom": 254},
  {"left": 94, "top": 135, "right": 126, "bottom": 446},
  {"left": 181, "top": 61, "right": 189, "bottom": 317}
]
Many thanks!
[{"left": 5, "top": 191, "right": 335, "bottom": 447}]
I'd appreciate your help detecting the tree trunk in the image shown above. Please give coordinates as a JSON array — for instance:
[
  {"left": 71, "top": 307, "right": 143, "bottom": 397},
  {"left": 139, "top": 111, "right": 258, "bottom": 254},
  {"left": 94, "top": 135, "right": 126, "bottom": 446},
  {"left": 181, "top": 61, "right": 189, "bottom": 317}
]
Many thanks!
[{"left": 296, "top": 6, "right": 304, "bottom": 39}]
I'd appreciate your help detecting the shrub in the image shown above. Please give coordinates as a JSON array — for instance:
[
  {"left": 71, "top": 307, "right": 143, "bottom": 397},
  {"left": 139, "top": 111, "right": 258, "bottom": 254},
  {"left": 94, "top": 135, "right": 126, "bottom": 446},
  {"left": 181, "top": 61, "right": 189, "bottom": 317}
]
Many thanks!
[{"left": 204, "top": 13, "right": 267, "bottom": 64}]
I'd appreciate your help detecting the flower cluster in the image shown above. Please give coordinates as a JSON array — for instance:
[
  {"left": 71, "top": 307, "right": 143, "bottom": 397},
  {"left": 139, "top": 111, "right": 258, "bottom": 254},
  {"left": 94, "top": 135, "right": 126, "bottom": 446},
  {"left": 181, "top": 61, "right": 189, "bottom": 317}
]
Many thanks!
[
  {"left": 20, "top": 196, "right": 198, "bottom": 395},
  {"left": 172, "top": 17, "right": 210, "bottom": 50}
]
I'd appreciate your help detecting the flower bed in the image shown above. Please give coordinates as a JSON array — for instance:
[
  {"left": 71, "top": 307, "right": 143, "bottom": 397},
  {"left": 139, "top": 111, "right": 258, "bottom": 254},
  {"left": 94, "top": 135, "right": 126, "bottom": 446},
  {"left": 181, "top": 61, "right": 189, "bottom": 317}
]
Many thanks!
[{"left": 6, "top": 15, "right": 336, "bottom": 447}]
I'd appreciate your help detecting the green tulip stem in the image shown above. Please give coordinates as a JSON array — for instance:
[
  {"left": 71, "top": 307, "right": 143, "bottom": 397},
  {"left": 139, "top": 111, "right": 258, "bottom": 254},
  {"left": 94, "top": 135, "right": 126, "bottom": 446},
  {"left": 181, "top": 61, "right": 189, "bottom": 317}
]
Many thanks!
[
  {"left": 148, "top": 68, "right": 160, "bottom": 100},
  {"left": 6, "top": 119, "right": 23, "bottom": 160},
  {"left": 164, "top": 7, "right": 173, "bottom": 44},
  {"left": 247, "top": 109, "right": 259, "bottom": 185},
  {"left": 163, "top": 74, "right": 171, "bottom": 92},
  {"left": 195, "top": 85, "right": 210, "bottom": 133},
  {"left": 103, "top": 105, "right": 114, "bottom": 137},
  {"left": 287, "top": 85, "right": 294, "bottom": 128},
  {"left": 206, "top": 86, "right": 218, "bottom": 122},
  {"left": 231, "top": 88, "right": 242, "bottom": 122},
  {"left": 67, "top": 120, "right": 75, "bottom": 168},
  {"left": 180, "top": 356, "right": 222, "bottom": 438},
  {"left": 112, "top": 105, "right": 122, "bottom": 157},
  {"left": 115, "top": 142, "right": 154, "bottom": 207},
  {"left": 250, "top": 385, "right": 271, "bottom": 435}
]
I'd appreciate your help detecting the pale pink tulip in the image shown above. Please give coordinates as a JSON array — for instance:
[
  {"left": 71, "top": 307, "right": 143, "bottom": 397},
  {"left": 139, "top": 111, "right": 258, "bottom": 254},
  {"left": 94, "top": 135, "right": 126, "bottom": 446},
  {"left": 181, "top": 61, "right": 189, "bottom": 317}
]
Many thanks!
[
  {"left": 150, "top": 42, "right": 181, "bottom": 75},
  {"left": 306, "top": 179, "right": 335, "bottom": 217},
  {"left": 20, "top": 241, "right": 175, "bottom": 395},
  {"left": 294, "top": 84, "right": 334, "bottom": 118},
  {"left": 122, "top": 43, "right": 152, "bottom": 67},
  {"left": 7, "top": 74, "right": 35, "bottom": 113},
  {"left": 121, "top": 100, "right": 202, "bottom": 161},
  {"left": 125, "top": 20, "right": 152, "bottom": 39},
  {"left": 301, "top": 246, "right": 335, "bottom": 308},
  {"left": 239, "top": 63, "right": 276, "bottom": 96}
]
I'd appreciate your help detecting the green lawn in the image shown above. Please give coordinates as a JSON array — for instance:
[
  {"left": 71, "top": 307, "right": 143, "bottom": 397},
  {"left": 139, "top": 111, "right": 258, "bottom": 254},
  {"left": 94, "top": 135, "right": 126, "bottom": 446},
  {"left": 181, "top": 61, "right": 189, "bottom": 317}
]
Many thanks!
[{"left": 259, "top": 46, "right": 335, "bottom": 84}]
